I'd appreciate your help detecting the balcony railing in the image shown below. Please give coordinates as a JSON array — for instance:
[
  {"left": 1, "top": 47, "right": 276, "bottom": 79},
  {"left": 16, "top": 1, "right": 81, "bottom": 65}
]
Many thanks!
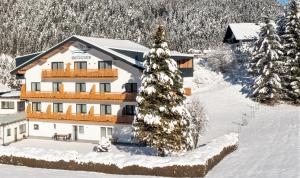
[
  {"left": 27, "top": 112, "right": 133, "bottom": 124},
  {"left": 21, "top": 85, "right": 137, "bottom": 102},
  {"left": 42, "top": 69, "right": 118, "bottom": 79},
  {"left": 26, "top": 104, "right": 134, "bottom": 124}
]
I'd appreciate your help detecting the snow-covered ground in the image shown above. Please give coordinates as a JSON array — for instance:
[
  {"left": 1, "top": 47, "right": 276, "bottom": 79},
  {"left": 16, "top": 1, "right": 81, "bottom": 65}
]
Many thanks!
[
  {"left": 0, "top": 133, "right": 238, "bottom": 168},
  {"left": 0, "top": 164, "right": 159, "bottom": 178},
  {"left": 188, "top": 62, "right": 300, "bottom": 178}
]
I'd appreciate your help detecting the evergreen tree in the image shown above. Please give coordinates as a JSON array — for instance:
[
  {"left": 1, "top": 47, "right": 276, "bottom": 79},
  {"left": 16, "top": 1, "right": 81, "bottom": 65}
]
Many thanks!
[
  {"left": 133, "top": 25, "right": 193, "bottom": 156},
  {"left": 250, "top": 18, "right": 283, "bottom": 104},
  {"left": 282, "top": 0, "right": 300, "bottom": 103}
]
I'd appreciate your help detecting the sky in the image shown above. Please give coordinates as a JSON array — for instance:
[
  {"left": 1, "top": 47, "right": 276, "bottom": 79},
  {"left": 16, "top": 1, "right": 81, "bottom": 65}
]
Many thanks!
[{"left": 279, "top": 0, "right": 288, "bottom": 4}]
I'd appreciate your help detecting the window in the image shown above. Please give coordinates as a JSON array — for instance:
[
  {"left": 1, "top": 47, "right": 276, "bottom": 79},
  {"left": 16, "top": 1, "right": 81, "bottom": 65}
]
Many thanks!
[
  {"left": 52, "top": 82, "right": 62, "bottom": 92},
  {"left": 76, "top": 104, "right": 87, "bottom": 114},
  {"left": 98, "top": 61, "right": 112, "bottom": 69},
  {"left": 74, "top": 61, "right": 87, "bottom": 70},
  {"left": 124, "top": 105, "right": 135, "bottom": 115},
  {"left": 79, "top": 126, "right": 84, "bottom": 134},
  {"left": 53, "top": 103, "right": 63, "bottom": 113},
  {"left": 100, "top": 127, "right": 113, "bottom": 138},
  {"left": 17, "top": 101, "right": 25, "bottom": 111},
  {"left": 100, "top": 83, "right": 111, "bottom": 92},
  {"left": 31, "top": 82, "right": 41, "bottom": 91},
  {"left": 51, "top": 62, "right": 64, "bottom": 70},
  {"left": 34, "top": 124, "right": 39, "bottom": 130},
  {"left": 1, "top": 101, "right": 14, "bottom": 109},
  {"left": 19, "top": 124, "right": 26, "bottom": 134},
  {"left": 107, "top": 127, "right": 113, "bottom": 136},
  {"left": 75, "top": 83, "right": 86, "bottom": 92},
  {"left": 32, "top": 102, "right": 41, "bottom": 112},
  {"left": 7, "top": 129, "right": 11, "bottom": 136},
  {"left": 177, "top": 59, "right": 193, "bottom": 69},
  {"left": 100, "top": 104, "right": 111, "bottom": 115},
  {"left": 125, "top": 83, "right": 137, "bottom": 93}
]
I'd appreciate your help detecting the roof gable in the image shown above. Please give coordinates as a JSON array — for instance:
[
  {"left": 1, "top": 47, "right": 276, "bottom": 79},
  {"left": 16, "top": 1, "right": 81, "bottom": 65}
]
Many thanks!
[
  {"left": 11, "top": 35, "right": 194, "bottom": 74},
  {"left": 224, "top": 23, "right": 261, "bottom": 42}
]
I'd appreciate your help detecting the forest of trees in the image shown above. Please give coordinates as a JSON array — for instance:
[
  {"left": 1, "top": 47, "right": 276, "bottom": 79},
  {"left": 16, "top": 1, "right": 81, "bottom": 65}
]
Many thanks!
[{"left": 0, "top": 0, "right": 282, "bottom": 57}]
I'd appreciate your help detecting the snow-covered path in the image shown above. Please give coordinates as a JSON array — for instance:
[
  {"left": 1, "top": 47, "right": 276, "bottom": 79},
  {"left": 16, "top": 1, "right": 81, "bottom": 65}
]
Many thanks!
[{"left": 192, "top": 80, "right": 300, "bottom": 178}]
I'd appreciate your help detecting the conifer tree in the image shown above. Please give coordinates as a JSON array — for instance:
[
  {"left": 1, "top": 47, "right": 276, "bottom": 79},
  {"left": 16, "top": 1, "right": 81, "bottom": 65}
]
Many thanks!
[
  {"left": 250, "top": 18, "right": 283, "bottom": 104},
  {"left": 133, "top": 25, "right": 193, "bottom": 156},
  {"left": 282, "top": 0, "right": 300, "bottom": 103}
]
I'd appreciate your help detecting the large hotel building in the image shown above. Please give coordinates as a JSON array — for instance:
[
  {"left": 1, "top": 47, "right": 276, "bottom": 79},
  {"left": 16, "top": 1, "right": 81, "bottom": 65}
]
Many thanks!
[{"left": 11, "top": 35, "right": 193, "bottom": 143}]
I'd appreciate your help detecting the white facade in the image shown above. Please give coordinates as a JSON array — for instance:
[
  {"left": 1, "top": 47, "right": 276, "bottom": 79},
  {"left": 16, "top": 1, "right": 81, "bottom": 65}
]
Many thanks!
[
  {"left": 0, "top": 120, "right": 27, "bottom": 145},
  {"left": 0, "top": 98, "right": 25, "bottom": 115},
  {"left": 22, "top": 41, "right": 141, "bottom": 143},
  {"left": 28, "top": 120, "right": 133, "bottom": 143}
]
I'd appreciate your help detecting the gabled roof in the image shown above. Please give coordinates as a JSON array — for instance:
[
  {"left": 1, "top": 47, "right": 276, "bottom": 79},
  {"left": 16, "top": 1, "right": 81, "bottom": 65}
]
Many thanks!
[
  {"left": 11, "top": 35, "right": 194, "bottom": 74},
  {"left": 224, "top": 23, "right": 261, "bottom": 43},
  {"left": 15, "top": 51, "right": 44, "bottom": 68}
]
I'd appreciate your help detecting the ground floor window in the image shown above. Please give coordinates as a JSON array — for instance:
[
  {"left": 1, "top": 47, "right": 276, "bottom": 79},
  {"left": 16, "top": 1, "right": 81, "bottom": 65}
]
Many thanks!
[
  {"left": 19, "top": 124, "right": 26, "bottom": 134},
  {"left": 34, "top": 124, "right": 39, "bottom": 130},
  {"left": 100, "top": 127, "right": 113, "bottom": 138},
  {"left": 7, "top": 128, "right": 11, "bottom": 136},
  {"left": 1, "top": 101, "right": 14, "bottom": 109},
  {"left": 79, "top": 126, "right": 84, "bottom": 134}
]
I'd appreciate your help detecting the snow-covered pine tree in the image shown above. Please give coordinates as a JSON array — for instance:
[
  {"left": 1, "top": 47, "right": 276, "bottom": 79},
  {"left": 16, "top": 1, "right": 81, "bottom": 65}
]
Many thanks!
[
  {"left": 282, "top": 0, "right": 300, "bottom": 103},
  {"left": 133, "top": 25, "right": 193, "bottom": 156},
  {"left": 250, "top": 18, "right": 283, "bottom": 104},
  {"left": 0, "top": 54, "right": 19, "bottom": 89}
]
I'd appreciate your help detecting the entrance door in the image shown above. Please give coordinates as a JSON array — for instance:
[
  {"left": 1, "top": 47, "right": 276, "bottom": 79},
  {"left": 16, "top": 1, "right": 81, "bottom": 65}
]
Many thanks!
[
  {"left": 14, "top": 128, "right": 17, "bottom": 141},
  {"left": 73, "top": 126, "right": 78, "bottom": 141}
]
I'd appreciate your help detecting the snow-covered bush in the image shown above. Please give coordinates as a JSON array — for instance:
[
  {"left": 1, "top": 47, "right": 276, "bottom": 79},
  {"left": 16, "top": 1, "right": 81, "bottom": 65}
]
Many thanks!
[
  {"left": 185, "top": 99, "right": 209, "bottom": 148},
  {"left": 0, "top": 54, "right": 19, "bottom": 89},
  {"left": 95, "top": 137, "right": 112, "bottom": 152},
  {"left": 200, "top": 46, "right": 235, "bottom": 73}
]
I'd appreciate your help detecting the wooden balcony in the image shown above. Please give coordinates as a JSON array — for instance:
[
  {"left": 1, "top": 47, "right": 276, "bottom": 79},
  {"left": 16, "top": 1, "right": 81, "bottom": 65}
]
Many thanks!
[
  {"left": 20, "top": 85, "right": 137, "bottom": 102},
  {"left": 26, "top": 104, "right": 134, "bottom": 124},
  {"left": 42, "top": 69, "right": 118, "bottom": 79},
  {"left": 41, "top": 63, "right": 117, "bottom": 79}
]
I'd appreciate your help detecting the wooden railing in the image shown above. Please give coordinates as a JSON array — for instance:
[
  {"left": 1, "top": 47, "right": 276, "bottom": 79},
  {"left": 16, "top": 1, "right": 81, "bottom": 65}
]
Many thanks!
[
  {"left": 26, "top": 104, "right": 134, "bottom": 124},
  {"left": 42, "top": 69, "right": 118, "bottom": 79},
  {"left": 27, "top": 112, "right": 134, "bottom": 124},
  {"left": 21, "top": 85, "right": 137, "bottom": 102}
]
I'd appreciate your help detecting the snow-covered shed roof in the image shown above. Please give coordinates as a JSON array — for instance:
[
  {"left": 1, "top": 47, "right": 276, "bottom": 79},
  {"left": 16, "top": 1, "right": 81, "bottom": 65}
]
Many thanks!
[
  {"left": 0, "top": 84, "right": 11, "bottom": 94},
  {"left": 223, "top": 23, "right": 261, "bottom": 43},
  {"left": 0, "top": 112, "right": 25, "bottom": 126},
  {"left": 11, "top": 35, "right": 193, "bottom": 74},
  {"left": 0, "top": 90, "right": 20, "bottom": 98}
]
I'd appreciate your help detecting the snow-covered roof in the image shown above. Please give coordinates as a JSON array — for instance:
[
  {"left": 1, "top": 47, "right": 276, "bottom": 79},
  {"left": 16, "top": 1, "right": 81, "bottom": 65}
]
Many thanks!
[
  {"left": 228, "top": 23, "right": 261, "bottom": 40},
  {"left": 0, "top": 112, "right": 25, "bottom": 125},
  {"left": 0, "top": 90, "right": 20, "bottom": 98},
  {"left": 74, "top": 35, "right": 149, "bottom": 52},
  {"left": 12, "top": 35, "right": 193, "bottom": 74},
  {"left": 0, "top": 84, "right": 11, "bottom": 94}
]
